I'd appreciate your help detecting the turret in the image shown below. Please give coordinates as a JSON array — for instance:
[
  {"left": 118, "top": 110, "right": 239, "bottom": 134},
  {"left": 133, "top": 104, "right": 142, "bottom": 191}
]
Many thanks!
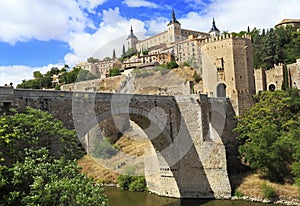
[
  {"left": 126, "top": 26, "right": 138, "bottom": 51},
  {"left": 209, "top": 18, "right": 220, "bottom": 37},
  {"left": 167, "top": 9, "right": 181, "bottom": 43}
]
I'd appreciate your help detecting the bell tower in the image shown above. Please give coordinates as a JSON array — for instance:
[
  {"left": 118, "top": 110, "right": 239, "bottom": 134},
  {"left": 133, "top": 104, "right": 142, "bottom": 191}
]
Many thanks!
[
  {"left": 167, "top": 9, "right": 181, "bottom": 43},
  {"left": 126, "top": 26, "right": 138, "bottom": 51},
  {"left": 209, "top": 18, "right": 220, "bottom": 37}
]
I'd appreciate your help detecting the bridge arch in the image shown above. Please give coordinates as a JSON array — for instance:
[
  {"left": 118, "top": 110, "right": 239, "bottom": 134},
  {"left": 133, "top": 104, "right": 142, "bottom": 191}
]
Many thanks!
[{"left": 71, "top": 93, "right": 215, "bottom": 198}]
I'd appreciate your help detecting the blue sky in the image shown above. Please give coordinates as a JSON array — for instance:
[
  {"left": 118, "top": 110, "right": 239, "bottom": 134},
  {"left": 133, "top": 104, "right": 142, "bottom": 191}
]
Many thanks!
[{"left": 0, "top": 0, "right": 299, "bottom": 85}]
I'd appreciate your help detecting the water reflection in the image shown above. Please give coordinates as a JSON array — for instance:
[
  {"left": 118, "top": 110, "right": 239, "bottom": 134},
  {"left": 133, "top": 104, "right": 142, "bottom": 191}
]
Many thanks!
[{"left": 105, "top": 187, "right": 276, "bottom": 206}]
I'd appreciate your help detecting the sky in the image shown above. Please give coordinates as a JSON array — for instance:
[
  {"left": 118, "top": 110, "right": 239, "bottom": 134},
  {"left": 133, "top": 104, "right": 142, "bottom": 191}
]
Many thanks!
[{"left": 0, "top": 0, "right": 299, "bottom": 86}]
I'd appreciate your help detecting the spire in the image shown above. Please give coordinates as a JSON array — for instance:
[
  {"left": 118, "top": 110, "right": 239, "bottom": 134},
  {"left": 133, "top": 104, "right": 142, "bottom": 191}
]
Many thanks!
[
  {"left": 167, "top": 9, "right": 180, "bottom": 26},
  {"left": 172, "top": 9, "right": 176, "bottom": 22},
  {"left": 209, "top": 18, "right": 220, "bottom": 32},
  {"left": 127, "top": 25, "right": 137, "bottom": 39}
]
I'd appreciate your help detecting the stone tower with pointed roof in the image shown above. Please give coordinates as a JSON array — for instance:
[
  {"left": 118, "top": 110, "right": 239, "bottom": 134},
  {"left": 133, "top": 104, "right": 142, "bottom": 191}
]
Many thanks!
[
  {"left": 167, "top": 9, "right": 182, "bottom": 43},
  {"left": 209, "top": 18, "right": 220, "bottom": 37},
  {"left": 126, "top": 26, "right": 138, "bottom": 51}
]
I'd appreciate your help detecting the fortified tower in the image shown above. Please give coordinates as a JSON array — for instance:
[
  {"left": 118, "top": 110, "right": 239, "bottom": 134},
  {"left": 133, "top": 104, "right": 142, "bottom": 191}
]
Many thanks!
[
  {"left": 201, "top": 34, "right": 255, "bottom": 116},
  {"left": 167, "top": 9, "right": 182, "bottom": 43},
  {"left": 126, "top": 26, "right": 138, "bottom": 51}
]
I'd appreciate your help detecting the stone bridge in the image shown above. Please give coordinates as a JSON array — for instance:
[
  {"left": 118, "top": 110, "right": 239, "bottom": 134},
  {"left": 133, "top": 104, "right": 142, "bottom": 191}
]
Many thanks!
[{"left": 0, "top": 87, "right": 235, "bottom": 199}]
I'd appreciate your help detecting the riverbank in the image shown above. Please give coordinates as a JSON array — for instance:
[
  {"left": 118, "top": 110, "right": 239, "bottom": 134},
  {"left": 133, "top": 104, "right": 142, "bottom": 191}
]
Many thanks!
[
  {"left": 78, "top": 154, "right": 300, "bottom": 205},
  {"left": 230, "top": 172, "right": 300, "bottom": 205}
]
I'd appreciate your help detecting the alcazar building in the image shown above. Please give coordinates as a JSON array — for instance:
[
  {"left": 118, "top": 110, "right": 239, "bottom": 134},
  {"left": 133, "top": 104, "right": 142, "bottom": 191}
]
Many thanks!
[
  {"left": 125, "top": 10, "right": 255, "bottom": 115},
  {"left": 75, "top": 10, "right": 256, "bottom": 115}
]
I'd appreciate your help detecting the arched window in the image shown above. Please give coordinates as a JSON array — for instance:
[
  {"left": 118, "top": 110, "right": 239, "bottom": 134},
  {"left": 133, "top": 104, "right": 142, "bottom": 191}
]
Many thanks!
[{"left": 268, "top": 84, "right": 276, "bottom": 91}]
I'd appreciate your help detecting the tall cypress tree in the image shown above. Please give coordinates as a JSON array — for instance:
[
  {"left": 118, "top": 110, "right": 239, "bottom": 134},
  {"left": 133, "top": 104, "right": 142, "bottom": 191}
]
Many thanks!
[
  {"left": 122, "top": 45, "right": 126, "bottom": 58},
  {"left": 112, "top": 49, "right": 116, "bottom": 59}
]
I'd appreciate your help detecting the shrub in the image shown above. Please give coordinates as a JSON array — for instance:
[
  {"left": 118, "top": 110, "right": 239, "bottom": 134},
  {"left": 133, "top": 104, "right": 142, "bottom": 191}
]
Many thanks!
[
  {"left": 261, "top": 182, "right": 277, "bottom": 200},
  {"left": 109, "top": 68, "right": 120, "bottom": 77},
  {"left": 117, "top": 174, "right": 131, "bottom": 190},
  {"left": 117, "top": 175, "right": 147, "bottom": 192},
  {"left": 91, "top": 138, "right": 117, "bottom": 159},
  {"left": 193, "top": 71, "right": 201, "bottom": 83},
  {"left": 234, "top": 190, "right": 243, "bottom": 198},
  {"left": 128, "top": 176, "right": 146, "bottom": 192}
]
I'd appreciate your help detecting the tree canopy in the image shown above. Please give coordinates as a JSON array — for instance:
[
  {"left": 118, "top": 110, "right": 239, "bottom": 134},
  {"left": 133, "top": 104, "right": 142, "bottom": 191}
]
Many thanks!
[
  {"left": 235, "top": 89, "right": 300, "bottom": 183},
  {"left": 17, "top": 66, "right": 98, "bottom": 89},
  {"left": 0, "top": 108, "right": 107, "bottom": 205},
  {"left": 250, "top": 26, "right": 300, "bottom": 69}
]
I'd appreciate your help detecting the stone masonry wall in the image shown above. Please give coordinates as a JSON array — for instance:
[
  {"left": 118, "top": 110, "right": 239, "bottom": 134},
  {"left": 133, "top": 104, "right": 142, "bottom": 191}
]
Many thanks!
[
  {"left": 1, "top": 88, "right": 234, "bottom": 199},
  {"left": 201, "top": 35, "right": 254, "bottom": 116}
]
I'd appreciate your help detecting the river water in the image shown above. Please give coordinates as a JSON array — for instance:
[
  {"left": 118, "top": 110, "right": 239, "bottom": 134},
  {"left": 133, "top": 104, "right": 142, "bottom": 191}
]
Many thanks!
[{"left": 105, "top": 187, "right": 277, "bottom": 206}]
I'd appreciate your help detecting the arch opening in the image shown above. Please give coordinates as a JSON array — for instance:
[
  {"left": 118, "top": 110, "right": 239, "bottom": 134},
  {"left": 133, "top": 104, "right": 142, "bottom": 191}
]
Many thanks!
[{"left": 216, "top": 83, "right": 226, "bottom": 97}]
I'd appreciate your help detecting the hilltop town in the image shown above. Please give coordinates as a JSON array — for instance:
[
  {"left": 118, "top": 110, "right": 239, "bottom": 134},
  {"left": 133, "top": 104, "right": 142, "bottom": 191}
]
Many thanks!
[{"left": 13, "top": 10, "right": 300, "bottom": 117}]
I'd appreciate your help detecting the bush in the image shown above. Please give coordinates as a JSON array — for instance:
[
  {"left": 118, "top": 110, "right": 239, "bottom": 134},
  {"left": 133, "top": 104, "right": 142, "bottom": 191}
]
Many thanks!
[
  {"left": 234, "top": 190, "right": 243, "bottom": 198},
  {"left": 261, "top": 182, "right": 277, "bottom": 200},
  {"left": 91, "top": 138, "right": 117, "bottom": 159},
  {"left": 117, "top": 174, "right": 131, "bottom": 190},
  {"left": 193, "top": 71, "right": 201, "bottom": 83},
  {"left": 117, "top": 175, "right": 147, "bottom": 192},
  {"left": 109, "top": 68, "right": 120, "bottom": 77},
  {"left": 128, "top": 176, "right": 146, "bottom": 192}
]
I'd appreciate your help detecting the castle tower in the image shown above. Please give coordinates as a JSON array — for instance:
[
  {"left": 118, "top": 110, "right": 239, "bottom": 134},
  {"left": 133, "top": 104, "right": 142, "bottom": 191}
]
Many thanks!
[
  {"left": 167, "top": 9, "right": 181, "bottom": 43},
  {"left": 201, "top": 35, "right": 255, "bottom": 116},
  {"left": 209, "top": 18, "right": 220, "bottom": 37},
  {"left": 126, "top": 26, "right": 138, "bottom": 51}
]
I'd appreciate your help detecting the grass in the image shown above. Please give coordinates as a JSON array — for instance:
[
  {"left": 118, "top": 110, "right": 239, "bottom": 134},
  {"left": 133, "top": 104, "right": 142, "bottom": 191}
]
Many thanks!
[
  {"left": 231, "top": 172, "right": 299, "bottom": 201},
  {"left": 77, "top": 155, "right": 118, "bottom": 184},
  {"left": 77, "top": 133, "right": 150, "bottom": 184}
]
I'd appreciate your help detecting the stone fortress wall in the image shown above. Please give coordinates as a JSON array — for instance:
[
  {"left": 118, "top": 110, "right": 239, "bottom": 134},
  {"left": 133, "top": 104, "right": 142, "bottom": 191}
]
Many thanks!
[
  {"left": 200, "top": 34, "right": 255, "bottom": 115},
  {"left": 254, "top": 59, "right": 300, "bottom": 93}
]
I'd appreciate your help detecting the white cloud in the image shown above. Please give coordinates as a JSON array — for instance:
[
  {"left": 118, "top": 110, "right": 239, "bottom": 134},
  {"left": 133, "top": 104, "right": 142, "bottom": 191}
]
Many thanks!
[
  {"left": 0, "top": 0, "right": 92, "bottom": 44},
  {"left": 179, "top": 0, "right": 300, "bottom": 33},
  {"left": 122, "top": 0, "right": 159, "bottom": 8},
  {"left": 0, "top": 64, "right": 62, "bottom": 86},
  {"left": 209, "top": 0, "right": 300, "bottom": 32},
  {"left": 146, "top": 16, "right": 169, "bottom": 33},
  {"left": 77, "top": 0, "right": 108, "bottom": 13},
  {"left": 64, "top": 7, "right": 146, "bottom": 66}
]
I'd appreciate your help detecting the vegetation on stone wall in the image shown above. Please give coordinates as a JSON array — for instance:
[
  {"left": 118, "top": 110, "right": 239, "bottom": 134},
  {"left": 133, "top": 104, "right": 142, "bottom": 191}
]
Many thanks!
[
  {"left": 235, "top": 89, "right": 300, "bottom": 184},
  {"left": 0, "top": 108, "right": 108, "bottom": 205}
]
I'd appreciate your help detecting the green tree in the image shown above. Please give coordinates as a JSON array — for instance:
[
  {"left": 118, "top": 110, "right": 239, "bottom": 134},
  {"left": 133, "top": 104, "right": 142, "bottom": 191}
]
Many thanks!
[
  {"left": 33, "top": 71, "right": 42, "bottom": 79},
  {"left": 0, "top": 108, "right": 107, "bottom": 205},
  {"left": 122, "top": 44, "right": 126, "bottom": 58},
  {"left": 108, "top": 68, "right": 120, "bottom": 77},
  {"left": 76, "top": 69, "right": 98, "bottom": 82},
  {"left": 235, "top": 90, "right": 300, "bottom": 182},
  {"left": 0, "top": 107, "right": 82, "bottom": 166},
  {"left": 166, "top": 61, "right": 178, "bottom": 69},
  {"left": 45, "top": 67, "right": 60, "bottom": 77},
  {"left": 87, "top": 57, "right": 99, "bottom": 63},
  {"left": 3, "top": 149, "right": 107, "bottom": 206},
  {"left": 113, "top": 49, "right": 116, "bottom": 59}
]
